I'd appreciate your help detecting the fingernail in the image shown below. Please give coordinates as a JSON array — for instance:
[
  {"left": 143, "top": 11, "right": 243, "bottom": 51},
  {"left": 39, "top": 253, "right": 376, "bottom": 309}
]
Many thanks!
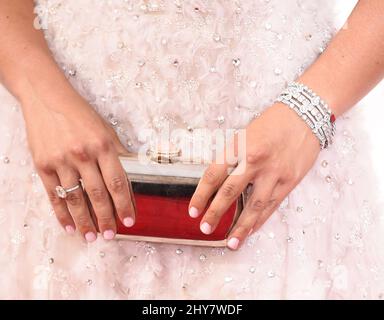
[
  {"left": 65, "top": 225, "right": 75, "bottom": 234},
  {"left": 123, "top": 217, "right": 135, "bottom": 227},
  {"left": 85, "top": 232, "right": 97, "bottom": 243},
  {"left": 248, "top": 228, "right": 253, "bottom": 236},
  {"left": 227, "top": 237, "right": 240, "bottom": 250},
  {"left": 103, "top": 230, "right": 115, "bottom": 240},
  {"left": 200, "top": 222, "right": 212, "bottom": 235},
  {"left": 189, "top": 207, "right": 199, "bottom": 218}
]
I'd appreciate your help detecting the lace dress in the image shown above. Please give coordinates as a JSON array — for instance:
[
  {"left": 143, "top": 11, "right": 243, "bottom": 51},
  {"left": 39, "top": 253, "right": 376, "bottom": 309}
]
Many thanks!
[{"left": 0, "top": 0, "right": 383, "bottom": 299}]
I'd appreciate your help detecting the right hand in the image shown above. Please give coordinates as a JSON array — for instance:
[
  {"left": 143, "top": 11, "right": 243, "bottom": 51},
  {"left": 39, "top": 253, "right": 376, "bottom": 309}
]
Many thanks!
[{"left": 23, "top": 92, "right": 136, "bottom": 242}]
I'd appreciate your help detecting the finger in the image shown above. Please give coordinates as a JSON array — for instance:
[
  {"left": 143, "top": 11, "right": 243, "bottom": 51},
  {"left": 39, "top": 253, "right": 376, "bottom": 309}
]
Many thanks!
[
  {"left": 57, "top": 166, "right": 97, "bottom": 242},
  {"left": 226, "top": 175, "right": 279, "bottom": 250},
  {"left": 39, "top": 171, "right": 76, "bottom": 234},
  {"left": 188, "top": 162, "right": 231, "bottom": 218},
  {"left": 97, "top": 150, "right": 136, "bottom": 228},
  {"left": 199, "top": 162, "right": 252, "bottom": 235},
  {"left": 78, "top": 161, "right": 117, "bottom": 240},
  {"left": 250, "top": 182, "right": 291, "bottom": 232}
]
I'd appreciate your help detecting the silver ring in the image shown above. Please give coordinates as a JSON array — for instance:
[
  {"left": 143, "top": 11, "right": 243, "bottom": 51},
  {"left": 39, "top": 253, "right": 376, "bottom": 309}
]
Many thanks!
[{"left": 55, "top": 182, "right": 81, "bottom": 199}]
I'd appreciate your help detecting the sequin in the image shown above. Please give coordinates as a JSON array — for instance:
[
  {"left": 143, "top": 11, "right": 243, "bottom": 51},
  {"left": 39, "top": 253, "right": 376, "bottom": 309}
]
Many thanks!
[
  {"left": 274, "top": 68, "right": 282, "bottom": 75},
  {"left": 232, "top": 58, "right": 241, "bottom": 67},
  {"left": 175, "top": 248, "right": 183, "bottom": 255},
  {"left": 321, "top": 160, "right": 328, "bottom": 167},
  {"left": 109, "top": 117, "right": 118, "bottom": 126},
  {"left": 217, "top": 115, "right": 225, "bottom": 125},
  {"left": 199, "top": 254, "right": 207, "bottom": 261},
  {"left": 68, "top": 69, "right": 76, "bottom": 77},
  {"left": 128, "top": 255, "right": 137, "bottom": 263},
  {"left": 249, "top": 81, "right": 257, "bottom": 88},
  {"left": 212, "top": 33, "right": 221, "bottom": 42}
]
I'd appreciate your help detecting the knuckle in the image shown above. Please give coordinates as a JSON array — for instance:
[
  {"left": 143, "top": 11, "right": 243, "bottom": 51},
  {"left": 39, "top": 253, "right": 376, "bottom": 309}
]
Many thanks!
[
  {"left": 247, "top": 142, "right": 271, "bottom": 163},
  {"left": 202, "top": 167, "right": 220, "bottom": 186},
  {"left": 192, "top": 193, "right": 205, "bottom": 205},
  {"left": 66, "top": 191, "right": 83, "bottom": 207},
  {"left": 35, "top": 158, "right": 53, "bottom": 174},
  {"left": 282, "top": 169, "right": 298, "bottom": 183},
  {"left": 54, "top": 210, "right": 68, "bottom": 223},
  {"left": 234, "top": 224, "right": 250, "bottom": 236},
  {"left": 96, "top": 214, "right": 114, "bottom": 227},
  {"left": 50, "top": 152, "right": 66, "bottom": 165},
  {"left": 220, "top": 183, "right": 237, "bottom": 199},
  {"left": 88, "top": 187, "right": 108, "bottom": 203},
  {"left": 76, "top": 214, "right": 92, "bottom": 229},
  {"left": 267, "top": 198, "right": 278, "bottom": 210},
  {"left": 92, "top": 138, "right": 111, "bottom": 154},
  {"left": 248, "top": 198, "right": 266, "bottom": 212},
  {"left": 206, "top": 209, "right": 222, "bottom": 220},
  {"left": 47, "top": 190, "right": 62, "bottom": 205},
  {"left": 69, "top": 145, "right": 90, "bottom": 162},
  {"left": 109, "top": 176, "right": 126, "bottom": 193},
  {"left": 114, "top": 200, "right": 130, "bottom": 214}
]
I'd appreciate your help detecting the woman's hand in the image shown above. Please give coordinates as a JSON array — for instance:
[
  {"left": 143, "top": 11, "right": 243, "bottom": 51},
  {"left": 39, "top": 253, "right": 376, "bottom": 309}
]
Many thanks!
[
  {"left": 24, "top": 92, "right": 135, "bottom": 242},
  {"left": 0, "top": 0, "right": 136, "bottom": 242},
  {"left": 189, "top": 102, "right": 321, "bottom": 250}
]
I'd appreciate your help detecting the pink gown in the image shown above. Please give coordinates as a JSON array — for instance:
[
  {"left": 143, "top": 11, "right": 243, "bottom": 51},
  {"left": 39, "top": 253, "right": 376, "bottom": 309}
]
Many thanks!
[{"left": 0, "top": 0, "right": 383, "bottom": 299}]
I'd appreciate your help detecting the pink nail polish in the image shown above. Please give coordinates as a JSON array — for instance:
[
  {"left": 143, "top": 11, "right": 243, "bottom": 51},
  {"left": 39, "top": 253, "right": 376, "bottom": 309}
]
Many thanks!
[
  {"left": 227, "top": 237, "right": 240, "bottom": 250},
  {"left": 189, "top": 207, "right": 199, "bottom": 218},
  {"left": 200, "top": 222, "right": 212, "bottom": 235},
  {"left": 123, "top": 217, "right": 134, "bottom": 227},
  {"left": 65, "top": 225, "right": 75, "bottom": 234},
  {"left": 248, "top": 228, "right": 253, "bottom": 236},
  {"left": 85, "top": 232, "right": 96, "bottom": 243},
  {"left": 103, "top": 230, "right": 115, "bottom": 240}
]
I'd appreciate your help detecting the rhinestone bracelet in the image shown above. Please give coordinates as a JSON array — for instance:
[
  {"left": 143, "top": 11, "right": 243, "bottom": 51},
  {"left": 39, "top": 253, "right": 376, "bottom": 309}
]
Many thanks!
[{"left": 276, "top": 82, "right": 336, "bottom": 149}]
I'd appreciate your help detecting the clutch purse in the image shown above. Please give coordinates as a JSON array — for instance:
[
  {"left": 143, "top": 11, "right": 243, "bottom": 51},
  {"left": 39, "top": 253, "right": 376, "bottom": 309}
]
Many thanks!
[{"left": 115, "top": 151, "right": 245, "bottom": 247}]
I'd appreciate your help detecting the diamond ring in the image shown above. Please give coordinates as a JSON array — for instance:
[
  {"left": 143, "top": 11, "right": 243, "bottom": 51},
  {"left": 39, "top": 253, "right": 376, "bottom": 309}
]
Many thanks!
[{"left": 55, "top": 183, "right": 82, "bottom": 199}]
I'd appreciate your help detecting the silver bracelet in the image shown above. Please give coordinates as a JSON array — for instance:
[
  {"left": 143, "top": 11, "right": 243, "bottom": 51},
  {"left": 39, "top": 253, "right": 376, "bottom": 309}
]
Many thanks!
[{"left": 276, "top": 82, "right": 336, "bottom": 149}]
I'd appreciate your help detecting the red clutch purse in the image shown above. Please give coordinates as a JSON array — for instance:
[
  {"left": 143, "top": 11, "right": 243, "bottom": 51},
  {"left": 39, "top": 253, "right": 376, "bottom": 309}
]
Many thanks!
[{"left": 115, "top": 153, "right": 244, "bottom": 247}]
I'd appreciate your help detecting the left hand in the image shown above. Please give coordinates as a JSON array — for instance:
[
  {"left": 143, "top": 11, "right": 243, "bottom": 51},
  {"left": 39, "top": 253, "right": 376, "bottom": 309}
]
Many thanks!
[{"left": 188, "top": 102, "right": 322, "bottom": 250}]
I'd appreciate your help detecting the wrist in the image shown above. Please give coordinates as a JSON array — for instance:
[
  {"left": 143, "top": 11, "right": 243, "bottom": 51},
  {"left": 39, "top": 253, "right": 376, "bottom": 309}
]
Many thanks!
[
  {"left": 9, "top": 48, "right": 79, "bottom": 111},
  {"left": 276, "top": 82, "right": 336, "bottom": 149}
]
